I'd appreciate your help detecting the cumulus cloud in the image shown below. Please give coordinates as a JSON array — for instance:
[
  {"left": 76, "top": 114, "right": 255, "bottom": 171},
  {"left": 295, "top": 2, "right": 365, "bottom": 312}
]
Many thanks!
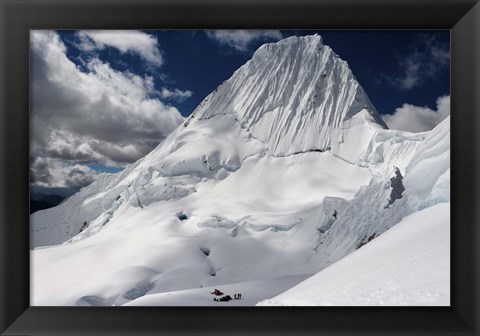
[
  {"left": 383, "top": 95, "right": 450, "bottom": 132},
  {"left": 30, "top": 30, "right": 185, "bottom": 189},
  {"left": 30, "top": 157, "right": 99, "bottom": 189},
  {"left": 160, "top": 88, "right": 193, "bottom": 102},
  {"left": 390, "top": 35, "right": 449, "bottom": 90},
  {"left": 77, "top": 30, "right": 163, "bottom": 67},
  {"left": 206, "top": 30, "right": 283, "bottom": 52}
]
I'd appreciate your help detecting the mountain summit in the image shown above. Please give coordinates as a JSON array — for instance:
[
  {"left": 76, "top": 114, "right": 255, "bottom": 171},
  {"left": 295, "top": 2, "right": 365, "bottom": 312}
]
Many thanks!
[
  {"left": 31, "top": 35, "right": 450, "bottom": 306},
  {"left": 190, "top": 34, "right": 387, "bottom": 159}
]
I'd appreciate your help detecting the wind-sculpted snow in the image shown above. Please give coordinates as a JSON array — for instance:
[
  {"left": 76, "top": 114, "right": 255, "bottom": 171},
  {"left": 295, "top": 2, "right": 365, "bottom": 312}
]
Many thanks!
[
  {"left": 359, "top": 128, "right": 425, "bottom": 173},
  {"left": 131, "top": 176, "right": 198, "bottom": 208},
  {"left": 258, "top": 203, "right": 450, "bottom": 306},
  {"left": 316, "top": 197, "right": 347, "bottom": 234},
  {"left": 311, "top": 118, "right": 450, "bottom": 270},
  {"left": 245, "top": 222, "right": 299, "bottom": 232},
  {"left": 191, "top": 35, "right": 387, "bottom": 158},
  {"left": 31, "top": 35, "right": 449, "bottom": 306},
  {"left": 313, "top": 171, "right": 410, "bottom": 266},
  {"left": 404, "top": 116, "right": 450, "bottom": 210},
  {"left": 197, "top": 215, "right": 237, "bottom": 230}
]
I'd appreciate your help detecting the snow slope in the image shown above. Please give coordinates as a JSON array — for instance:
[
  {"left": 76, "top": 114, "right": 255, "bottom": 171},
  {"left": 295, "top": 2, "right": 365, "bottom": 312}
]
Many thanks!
[
  {"left": 125, "top": 274, "right": 311, "bottom": 306},
  {"left": 30, "top": 35, "right": 450, "bottom": 306},
  {"left": 30, "top": 151, "right": 371, "bottom": 306},
  {"left": 258, "top": 203, "right": 450, "bottom": 306}
]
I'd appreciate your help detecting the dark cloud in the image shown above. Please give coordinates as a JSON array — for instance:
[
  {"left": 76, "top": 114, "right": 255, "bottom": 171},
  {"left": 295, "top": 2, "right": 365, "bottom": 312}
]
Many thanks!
[
  {"left": 65, "top": 166, "right": 97, "bottom": 189},
  {"left": 30, "top": 157, "right": 96, "bottom": 189},
  {"left": 30, "top": 159, "right": 52, "bottom": 185},
  {"left": 30, "top": 31, "right": 186, "bottom": 189}
]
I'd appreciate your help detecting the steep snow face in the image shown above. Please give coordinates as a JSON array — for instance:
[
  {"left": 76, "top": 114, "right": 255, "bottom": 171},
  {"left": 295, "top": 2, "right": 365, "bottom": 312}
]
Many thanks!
[
  {"left": 190, "top": 35, "right": 387, "bottom": 159},
  {"left": 258, "top": 203, "right": 450, "bottom": 306},
  {"left": 311, "top": 118, "right": 450, "bottom": 270},
  {"left": 404, "top": 116, "right": 450, "bottom": 211}
]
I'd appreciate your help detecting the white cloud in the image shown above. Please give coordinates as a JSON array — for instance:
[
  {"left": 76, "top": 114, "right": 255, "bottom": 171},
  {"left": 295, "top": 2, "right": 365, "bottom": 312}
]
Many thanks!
[
  {"left": 399, "top": 59, "right": 422, "bottom": 90},
  {"left": 77, "top": 30, "right": 163, "bottom": 67},
  {"left": 30, "top": 30, "right": 185, "bottom": 188},
  {"left": 383, "top": 95, "right": 450, "bottom": 132},
  {"left": 206, "top": 30, "right": 283, "bottom": 52},
  {"left": 391, "top": 35, "right": 449, "bottom": 90},
  {"left": 160, "top": 88, "right": 193, "bottom": 102}
]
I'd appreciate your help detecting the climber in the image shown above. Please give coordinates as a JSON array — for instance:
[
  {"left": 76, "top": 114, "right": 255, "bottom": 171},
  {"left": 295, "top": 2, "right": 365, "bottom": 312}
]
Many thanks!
[{"left": 333, "top": 210, "right": 338, "bottom": 219}]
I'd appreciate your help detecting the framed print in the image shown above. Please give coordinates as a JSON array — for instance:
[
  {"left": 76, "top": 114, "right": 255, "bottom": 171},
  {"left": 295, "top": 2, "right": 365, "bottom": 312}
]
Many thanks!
[{"left": 1, "top": 0, "right": 479, "bottom": 335}]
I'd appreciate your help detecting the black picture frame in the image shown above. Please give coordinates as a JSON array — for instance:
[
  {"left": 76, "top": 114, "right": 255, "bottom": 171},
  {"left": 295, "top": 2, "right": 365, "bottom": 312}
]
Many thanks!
[{"left": 1, "top": 0, "right": 479, "bottom": 335}]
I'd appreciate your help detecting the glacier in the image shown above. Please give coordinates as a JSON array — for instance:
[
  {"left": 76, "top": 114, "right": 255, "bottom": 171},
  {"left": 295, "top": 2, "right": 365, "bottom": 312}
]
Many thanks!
[
  {"left": 257, "top": 203, "right": 450, "bottom": 306},
  {"left": 30, "top": 35, "right": 450, "bottom": 306}
]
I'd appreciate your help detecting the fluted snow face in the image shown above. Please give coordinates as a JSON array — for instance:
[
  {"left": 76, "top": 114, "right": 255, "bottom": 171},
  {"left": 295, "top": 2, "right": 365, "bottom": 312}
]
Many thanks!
[{"left": 193, "top": 35, "right": 387, "bottom": 157}]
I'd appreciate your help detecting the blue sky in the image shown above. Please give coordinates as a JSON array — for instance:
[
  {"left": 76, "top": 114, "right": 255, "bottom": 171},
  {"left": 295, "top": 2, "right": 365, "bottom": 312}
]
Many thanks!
[
  {"left": 30, "top": 30, "right": 450, "bottom": 193},
  {"left": 60, "top": 30, "right": 450, "bottom": 117}
]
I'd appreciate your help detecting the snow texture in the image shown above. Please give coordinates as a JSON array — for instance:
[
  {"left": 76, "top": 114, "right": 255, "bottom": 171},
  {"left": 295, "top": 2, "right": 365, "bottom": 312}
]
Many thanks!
[{"left": 258, "top": 203, "right": 450, "bottom": 306}]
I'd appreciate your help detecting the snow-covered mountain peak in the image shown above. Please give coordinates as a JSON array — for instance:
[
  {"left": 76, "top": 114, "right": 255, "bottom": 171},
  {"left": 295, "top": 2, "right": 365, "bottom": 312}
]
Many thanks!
[
  {"left": 253, "top": 34, "right": 323, "bottom": 55},
  {"left": 31, "top": 35, "right": 396, "bottom": 249},
  {"left": 187, "top": 34, "right": 387, "bottom": 159}
]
